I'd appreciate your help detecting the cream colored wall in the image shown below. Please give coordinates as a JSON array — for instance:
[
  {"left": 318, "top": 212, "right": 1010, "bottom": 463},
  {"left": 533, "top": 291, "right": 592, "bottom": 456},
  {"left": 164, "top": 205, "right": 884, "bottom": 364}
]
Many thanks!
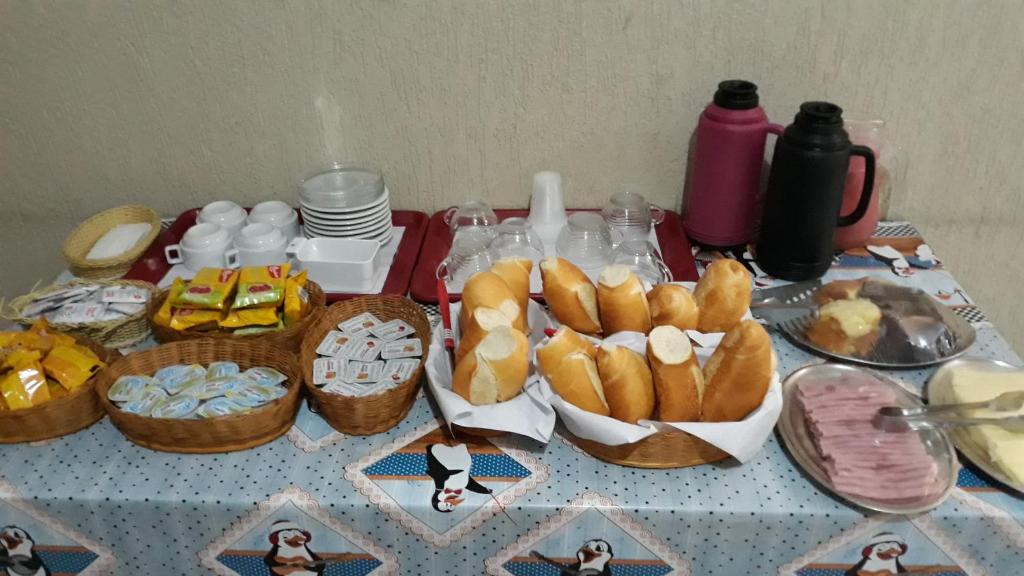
[{"left": 1, "top": 1, "right": 1021, "bottom": 350}]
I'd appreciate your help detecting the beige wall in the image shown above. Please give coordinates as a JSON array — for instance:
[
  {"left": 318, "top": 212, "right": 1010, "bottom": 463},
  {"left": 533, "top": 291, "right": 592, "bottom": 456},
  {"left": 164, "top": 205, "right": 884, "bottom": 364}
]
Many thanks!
[{"left": 1, "top": 1, "right": 1021, "bottom": 349}]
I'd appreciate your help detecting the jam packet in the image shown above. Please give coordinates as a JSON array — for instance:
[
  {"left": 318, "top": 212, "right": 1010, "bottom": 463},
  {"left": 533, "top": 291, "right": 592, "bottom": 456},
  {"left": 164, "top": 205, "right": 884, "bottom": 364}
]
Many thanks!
[
  {"left": 381, "top": 338, "right": 423, "bottom": 359},
  {"left": 149, "top": 394, "right": 200, "bottom": 419},
  {"left": 242, "top": 367, "right": 289, "bottom": 387},
  {"left": 100, "top": 285, "right": 150, "bottom": 304},
  {"left": 107, "top": 375, "right": 155, "bottom": 402},
  {"left": 322, "top": 381, "right": 361, "bottom": 396},
  {"left": 283, "top": 271, "right": 309, "bottom": 326},
  {"left": 315, "top": 331, "right": 358, "bottom": 357},
  {"left": 153, "top": 364, "right": 207, "bottom": 395},
  {"left": 345, "top": 338, "right": 383, "bottom": 362},
  {"left": 345, "top": 360, "right": 384, "bottom": 383},
  {"left": 232, "top": 264, "right": 290, "bottom": 309},
  {"left": 313, "top": 357, "right": 347, "bottom": 386},
  {"left": 42, "top": 345, "right": 106, "bottom": 390},
  {"left": 173, "top": 268, "right": 239, "bottom": 310},
  {"left": 380, "top": 358, "right": 419, "bottom": 384},
  {"left": 338, "top": 312, "right": 382, "bottom": 337},
  {"left": 369, "top": 319, "right": 416, "bottom": 342},
  {"left": 206, "top": 361, "right": 240, "bottom": 379},
  {"left": 120, "top": 386, "right": 168, "bottom": 416},
  {"left": 195, "top": 397, "right": 250, "bottom": 418},
  {"left": 153, "top": 278, "right": 186, "bottom": 328},
  {"left": 219, "top": 307, "right": 280, "bottom": 329}
]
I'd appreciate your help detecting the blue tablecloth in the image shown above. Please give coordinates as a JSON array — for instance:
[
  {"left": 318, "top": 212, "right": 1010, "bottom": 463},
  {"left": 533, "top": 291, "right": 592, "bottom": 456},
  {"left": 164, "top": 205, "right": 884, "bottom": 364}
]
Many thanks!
[{"left": 1, "top": 221, "right": 1022, "bottom": 576}]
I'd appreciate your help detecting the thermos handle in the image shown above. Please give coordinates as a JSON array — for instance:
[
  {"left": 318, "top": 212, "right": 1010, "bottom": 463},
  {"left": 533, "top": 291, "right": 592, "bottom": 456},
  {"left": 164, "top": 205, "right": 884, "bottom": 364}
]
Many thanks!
[{"left": 837, "top": 145, "right": 876, "bottom": 227}]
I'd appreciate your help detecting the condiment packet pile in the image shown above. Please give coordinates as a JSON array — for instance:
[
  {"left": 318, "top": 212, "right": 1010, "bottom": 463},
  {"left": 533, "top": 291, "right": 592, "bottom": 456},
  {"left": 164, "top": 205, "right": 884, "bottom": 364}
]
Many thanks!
[
  {"left": 22, "top": 285, "right": 150, "bottom": 323},
  {"left": 107, "top": 361, "right": 289, "bottom": 419},
  {"left": 311, "top": 312, "right": 422, "bottom": 397}
]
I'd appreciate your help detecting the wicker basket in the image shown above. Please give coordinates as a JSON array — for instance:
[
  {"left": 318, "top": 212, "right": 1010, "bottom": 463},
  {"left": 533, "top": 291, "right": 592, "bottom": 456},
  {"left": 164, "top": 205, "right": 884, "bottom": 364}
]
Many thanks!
[
  {"left": 148, "top": 281, "right": 326, "bottom": 352},
  {"left": 300, "top": 296, "right": 429, "bottom": 435},
  {"left": 62, "top": 205, "right": 162, "bottom": 280},
  {"left": 0, "top": 336, "right": 120, "bottom": 444},
  {"left": 566, "top": 428, "right": 729, "bottom": 469},
  {"left": 95, "top": 339, "right": 302, "bottom": 453},
  {"left": 5, "top": 279, "right": 157, "bottom": 348}
]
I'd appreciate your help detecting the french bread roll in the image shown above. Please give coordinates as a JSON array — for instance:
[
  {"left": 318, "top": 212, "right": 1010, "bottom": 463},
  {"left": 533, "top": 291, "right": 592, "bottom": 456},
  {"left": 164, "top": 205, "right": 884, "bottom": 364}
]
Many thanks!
[
  {"left": 596, "top": 343, "right": 655, "bottom": 423},
  {"left": 536, "top": 326, "right": 597, "bottom": 379},
  {"left": 694, "top": 259, "right": 752, "bottom": 333},
  {"left": 647, "top": 284, "right": 699, "bottom": 331},
  {"left": 701, "top": 320, "right": 773, "bottom": 422},
  {"left": 452, "top": 326, "right": 529, "bottom": 405},
  {"left": 646, "top": 325, "right": 704, "bottom": 422},
  {"left": 806, "top": 298, "right": 881, "bottom": 356},
  {"left": 460, "top": 271, "right": 525, "bottom": 333},
  {"left": 456, "top": 307, "right": 514, "bottom": 363},
  {"left": 813, "top": 278, "right": 867, "bottom": 306},
  {"left": 547, "top": 351, "right": 610, "bottom": 416},
  {"left": 597, "top": 265, "right": 652, "bottom": 334},
  {"left": 540, "top": 257, "right": 602, "bottom": 335},
  {"left": 490, "top": 258, "right": 532, "bottom": 333}
]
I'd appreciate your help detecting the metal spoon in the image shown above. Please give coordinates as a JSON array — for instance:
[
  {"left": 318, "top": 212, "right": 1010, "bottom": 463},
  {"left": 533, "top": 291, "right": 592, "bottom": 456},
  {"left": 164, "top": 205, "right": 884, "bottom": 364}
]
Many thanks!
[{"left": 874, "top": 391, "right": 1024, "bottom": 433}]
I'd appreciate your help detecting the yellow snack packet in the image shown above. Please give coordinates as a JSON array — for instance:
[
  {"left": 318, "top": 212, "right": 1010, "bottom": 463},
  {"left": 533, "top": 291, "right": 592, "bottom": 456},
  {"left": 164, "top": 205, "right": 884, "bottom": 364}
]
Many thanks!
[
  {"left": 42, "top": 345, "right": 106, "bottom": 390},
  {"left": 1, "top": 359, "right": 49, "bottom": 408},
  {"left": 8, "top": 332, "right": 55, "bottom": 354},
  {"left": 2, "top": 349, "right": 43, "bottom": 370},
  {"left": 173, "top": 268, "right": 239, "bottom": 310},
  {"left": 232, "top": 264, "right": 291, "bottom": 309},
  {"left": 155, "top": 278, "right": 186, "bottom": 328},
  {"left": 170, "top": 307, "right": 223, "bottom": 331},
  {"left": 283, "top": 271, "right": 309, "bottom": 326},
  {"left": 220, "top": 307, "right": 280, "bottom": 329},
  {"left": 47, "top": 380, "right": 68, "bottom": 399}
]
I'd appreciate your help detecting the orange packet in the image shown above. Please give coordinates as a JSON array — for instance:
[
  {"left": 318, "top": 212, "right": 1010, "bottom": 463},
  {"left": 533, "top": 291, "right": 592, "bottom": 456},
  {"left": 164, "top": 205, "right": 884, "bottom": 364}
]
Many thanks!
[
  {"left": 42, "top": 345, "right": 106, "bottom": 390},
  {"left": 232, "top": 265, "right": 291, "bottom": 309},
  {"left": 1, "top": 358, "right": 49, "bottom": 408},
  {"left": 283, "top": 271, "right": 309, "bottom": 326},
  {"left": 154, "top": 278, "right": 186, "bottom": 328},
  {"left": 173, "top": 268, "right": 239, "bottom": 310},
  {"left": 169, "top": 307, "right": 223, "bottom": 331}
]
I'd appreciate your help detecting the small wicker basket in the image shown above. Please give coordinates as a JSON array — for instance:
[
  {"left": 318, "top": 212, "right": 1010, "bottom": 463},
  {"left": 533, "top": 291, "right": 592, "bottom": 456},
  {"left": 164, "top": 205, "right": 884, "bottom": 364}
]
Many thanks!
[
  {"left": 5, "top": 279, "right": 157, "bottom": 348},
  {"left": 566, "top": 428, "right": 729, "bottom": 469},
  {"left": 0, "top": 336, "right": 120, "bottom": 444},
  {"left": 148, "top": 281, "right": 326, "bottom": 352},
  {"left": 95, "top": 339, "right": 302, "bottom": 453},
  {"left": 300, "top": 297, "right": 429, "bottom": 435},
  {"left": 62, "top": 205, "right": 162, "bottom": 280}
]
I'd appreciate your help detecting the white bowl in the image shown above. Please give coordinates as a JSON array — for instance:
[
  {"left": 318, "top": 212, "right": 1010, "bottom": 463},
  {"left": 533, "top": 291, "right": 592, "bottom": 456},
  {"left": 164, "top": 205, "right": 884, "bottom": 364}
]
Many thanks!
[
  {"left": 287, "top": 237, "right": 381, "bottom": 292},
  {"left": 198, "top": 201, "right": 247, "bottom": 236}
]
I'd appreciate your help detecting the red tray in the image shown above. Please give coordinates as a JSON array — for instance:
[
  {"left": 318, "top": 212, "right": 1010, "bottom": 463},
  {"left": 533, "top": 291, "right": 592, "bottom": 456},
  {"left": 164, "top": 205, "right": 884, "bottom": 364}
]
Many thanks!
[
  {"left": 408, "top": 208, "right": 698, "bottom": 303},
  {"left": 123, "top": 209, "right": 429, "bottom": 303}
]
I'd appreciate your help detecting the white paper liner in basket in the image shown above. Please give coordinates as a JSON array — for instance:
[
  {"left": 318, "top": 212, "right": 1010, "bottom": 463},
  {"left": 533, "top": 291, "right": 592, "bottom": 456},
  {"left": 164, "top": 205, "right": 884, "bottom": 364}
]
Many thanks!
[
  {"left": 535, "top": 330, "right": 782, "bottom": 463},
  {"left": 425, "top": 300, "right": 557, "bottom": 443}
]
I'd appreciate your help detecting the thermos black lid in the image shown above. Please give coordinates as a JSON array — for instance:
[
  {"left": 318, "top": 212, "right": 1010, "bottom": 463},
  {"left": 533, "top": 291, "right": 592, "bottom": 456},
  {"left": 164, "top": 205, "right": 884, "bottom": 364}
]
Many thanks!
[
  {"left": 795, "top": 101, "right": 844, "bottom": 129},
  {"left": 713, "top": 80, "right": 759, "bottom": 110}
]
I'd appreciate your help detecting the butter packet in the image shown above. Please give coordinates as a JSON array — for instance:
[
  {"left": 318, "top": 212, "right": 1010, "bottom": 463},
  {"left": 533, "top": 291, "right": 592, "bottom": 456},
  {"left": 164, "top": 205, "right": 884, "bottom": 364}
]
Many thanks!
[
  {"left": 149, "top": 395, "right": 200, "bottom": 419},
  {"left": 154, "top": 278, "right": 186, "bottom": 328},
  {"left": 242, "top": 367, "right": 289, "bottom": 387},
  {"left": 219, "top": 307, "right": 280, "bottom": 330},
  {"left": 120, "top": 386, "right": 168, "bottom": 416},
  {"left": 283, "top": 271, "right": 309, "bottom": 326},
  {"left": 180, "top": 377, "right": 239, "bottom": 400},
  {"left": 153, "top": 364, "right": 207, "bottom": 395},
  {"left": 206, "top": 361, "right": 240, "bottom": 379},
  {"left": 107, "top": 375, "right": 155, "bottom": 402},
  {"left": 173, "top": 268, "right": 239, "bottom": 310},
  {"left": 169, "top": 307, "right": 222, "bottom": 332},
  {"left": 232, "top": 264, "right": 290, "bottom": 309},
  {"left": 224, "top": 384, "right": 281, "bottom": 408},
  {"left": 42, "top": 345, "right": 106, "bottom": 390},
  {"left": 195, "top": 397, "right": 251, "bottom": 418}
]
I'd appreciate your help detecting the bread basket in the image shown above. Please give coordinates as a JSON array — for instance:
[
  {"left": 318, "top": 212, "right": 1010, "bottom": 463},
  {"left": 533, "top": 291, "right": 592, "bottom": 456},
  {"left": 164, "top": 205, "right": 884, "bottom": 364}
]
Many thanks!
[
  {"left": 566, "top": 429, "right": 729, "bottom": 468},
  {"left": 0, "top": 335, "right": 120, "bottom": 444},
  {"left": 300, "top": 296, "right": 429, "bottom": 435},
  {"left": 62, "top": 205, "right": 162, "bottom": 279},
  {"left": 5, "top": 279, "right": 157, "bottom": 348},
  {"left": 148, "top": 280, "right": 326, "bottom": 352},
  {"left": 95, "top": 339, "right": 302, "bottom": 453}
]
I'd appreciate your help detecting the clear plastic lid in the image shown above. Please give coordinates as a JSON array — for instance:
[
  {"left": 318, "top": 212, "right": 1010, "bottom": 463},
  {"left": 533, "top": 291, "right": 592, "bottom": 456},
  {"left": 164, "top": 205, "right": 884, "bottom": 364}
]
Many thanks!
[{"left": 299, "top": 163, "right": 385, "bottom": 209}]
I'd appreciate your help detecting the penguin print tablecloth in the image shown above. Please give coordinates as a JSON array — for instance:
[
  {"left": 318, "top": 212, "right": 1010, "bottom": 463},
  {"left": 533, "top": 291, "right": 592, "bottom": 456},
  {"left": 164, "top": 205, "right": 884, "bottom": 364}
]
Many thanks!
[{"left": 1, "top": 221, "right": 1022, "bottom": 575}]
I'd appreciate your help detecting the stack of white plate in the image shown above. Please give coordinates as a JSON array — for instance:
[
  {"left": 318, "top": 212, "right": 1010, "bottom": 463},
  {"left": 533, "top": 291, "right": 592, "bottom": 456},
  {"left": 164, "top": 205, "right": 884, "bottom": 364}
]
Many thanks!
[{"left": 299, "top": 164, "right": 393, "bottom": 245}]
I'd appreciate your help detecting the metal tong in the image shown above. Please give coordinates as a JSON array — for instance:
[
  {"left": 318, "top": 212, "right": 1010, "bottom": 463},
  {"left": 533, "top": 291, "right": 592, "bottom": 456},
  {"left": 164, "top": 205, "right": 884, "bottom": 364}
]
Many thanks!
[{"left": 874, "top": 391, "right": 1024, "bottom": 433}]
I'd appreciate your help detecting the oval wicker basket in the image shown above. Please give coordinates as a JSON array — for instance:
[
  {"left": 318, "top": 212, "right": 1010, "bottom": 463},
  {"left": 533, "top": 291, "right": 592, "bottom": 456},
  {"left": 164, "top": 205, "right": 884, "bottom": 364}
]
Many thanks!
[
  {"left": 95, "top": 339, "right": 302, "bottom": 453},
  {"left": 62, "top": 205, "right": 162, "bottom": 280},
  {"left": 0, "top": 336, "right": 120, "bottom": 444},
  {"left": 300, "top": 296, "right": 429, "bottom": 435},
  {"left": 6, "top": 279, "right": 157, "bottom": 348},
  {"left": 566, "top": 428, "right": 729, "bottom": 469},
  {"left": 148, "top": 281, "right": 326, "bottom": 352}
]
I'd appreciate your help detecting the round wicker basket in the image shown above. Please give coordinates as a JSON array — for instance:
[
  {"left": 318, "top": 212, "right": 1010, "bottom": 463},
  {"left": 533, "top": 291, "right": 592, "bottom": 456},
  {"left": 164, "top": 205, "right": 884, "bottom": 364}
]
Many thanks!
[
  {"left": 566, "top": 428, "right": 729, "bottom": 468},
  {"left": 62, "top": 205, "right": 161, "bottom": 280},
  {"left": 95, "top": 339, "right": 302, "bottom": 453},
  {"left": 300, "top": 297, "right": 429, "bottom": 435}
]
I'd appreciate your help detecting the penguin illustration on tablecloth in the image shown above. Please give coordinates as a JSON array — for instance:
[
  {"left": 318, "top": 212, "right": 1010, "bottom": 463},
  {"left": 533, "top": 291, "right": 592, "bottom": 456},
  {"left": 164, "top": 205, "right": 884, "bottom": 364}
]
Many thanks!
[
  {"left": 264, "top": 520, "right": 326, "bottom": 576},
  {"left": 844, "top": 532, "right": 908, "bottom": 576},
  {"left": 425, "top": 443, "right": 492, "bottom": 512},
  {"left": 0, "top": 526, "right": 50, "bottom": 576},
  {"left": 529, "top": 539, "right": 615, "bottom": 575}
]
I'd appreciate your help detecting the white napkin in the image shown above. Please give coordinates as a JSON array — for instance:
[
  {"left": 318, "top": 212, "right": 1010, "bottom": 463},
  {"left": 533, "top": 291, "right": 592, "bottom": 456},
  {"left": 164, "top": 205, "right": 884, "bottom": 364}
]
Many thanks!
[{"left": 86, "top": 223, "right": 152, "bottom": 260}]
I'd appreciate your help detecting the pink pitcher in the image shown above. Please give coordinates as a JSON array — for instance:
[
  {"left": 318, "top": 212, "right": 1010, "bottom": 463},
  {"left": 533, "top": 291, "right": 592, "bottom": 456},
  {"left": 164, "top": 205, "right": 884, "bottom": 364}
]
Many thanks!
[
  {"left": 834, "top": 120, "right": 894, "bottom": 250},
  {"left": 684, "top": 80, "right": 783, "bottom": 247}
]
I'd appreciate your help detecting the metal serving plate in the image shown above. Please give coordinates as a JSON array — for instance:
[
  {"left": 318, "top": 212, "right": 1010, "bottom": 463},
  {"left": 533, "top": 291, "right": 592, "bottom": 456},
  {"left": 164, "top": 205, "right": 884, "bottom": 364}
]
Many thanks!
[
  {"left": 778, "top": 282, "right": 976, "bottom": 369},
  {"left": 926, "top": 357, "right": 1024, "bottom": 494},
  {"left": 777, "top": 363, "right": 958, "bottom": 514}
]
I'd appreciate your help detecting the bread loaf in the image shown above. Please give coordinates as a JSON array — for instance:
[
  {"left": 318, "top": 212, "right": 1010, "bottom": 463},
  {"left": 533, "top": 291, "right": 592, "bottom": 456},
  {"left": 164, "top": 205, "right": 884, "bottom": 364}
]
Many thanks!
[
  {"left": 540, "top": 257, "right": 601, "bottom": 334},
  {"left": 646, "top": 325, "right": 703, "bottom": 422},
  {"left": 596, "top": 343, "right": 655, "bottom": 423},
  {"left": 694, "top": 259, "right": 752, "bottom": 333},
  {"left": 456, "top": 306, "right": 514, "bottom": 363},
  {"left": 490, "top": 258, "right": 532, "bottom": 333},
  {"left": 597, "top": 265, "right": 652, "bottom": 334},
  {"left": 647, "top": 284, "right": 699, "bottom": 331},
  {"left": 460, "top": 271, "right": 524, "bottom": 333},
  {"left": 701, "top": 320, "right": 773, "bottom": 422},
  {"left": 452, "top": 326, "right": 529, "bottom": 405},
  {"left": 536, "top": 326, "right": 597, "bottom": 379},
  {"left": 546, "top": 351, "right": 609, "bottom": 416}
]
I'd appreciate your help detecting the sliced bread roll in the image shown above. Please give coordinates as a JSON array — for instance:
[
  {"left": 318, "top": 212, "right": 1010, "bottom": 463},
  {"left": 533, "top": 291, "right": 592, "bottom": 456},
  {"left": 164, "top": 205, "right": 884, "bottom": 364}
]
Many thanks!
[
  {"left": 596, "top": 343, "right": 655, "bottom": 423},
  {"left": 536, "top": 326, "right": 597, "bottom": 379},
  {"left": 490, "top": 258, "right": 532, "bottom": 333},
  {"left": 597, "top": 265, "right": 652, "bottom": 335},
  {"left": 701, "top": 320, "right": 773, "bottom": 422},
  {"left": 456, "top": 307, "right": 514, "bottom": 363},
  {"left": 647, "top": 325, "right": 704, "bottom": 422},
  {"left": 694, "top": 259, "right": 752, "bottom": 333},
  {"left": 460, "top": 271, "right": 524, "bottom": 333},
  {"left": 647, "top": 284, "right": 699, "bottom": 331},
  {"left": 540, "top": 257, "right": 601, "bottom": 335},
  {"left": 452, "top": 326, "right": 529, "bottom": 405},
  {"left": 547, "top": 351, "right": 609, "bottom": 416}
]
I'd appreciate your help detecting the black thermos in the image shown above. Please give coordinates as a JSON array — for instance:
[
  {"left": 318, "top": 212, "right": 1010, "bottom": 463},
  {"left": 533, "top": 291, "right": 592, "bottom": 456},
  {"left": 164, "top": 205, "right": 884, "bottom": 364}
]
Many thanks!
[{"left": 756, "top": 102, "right": 876, "bottom": 281}]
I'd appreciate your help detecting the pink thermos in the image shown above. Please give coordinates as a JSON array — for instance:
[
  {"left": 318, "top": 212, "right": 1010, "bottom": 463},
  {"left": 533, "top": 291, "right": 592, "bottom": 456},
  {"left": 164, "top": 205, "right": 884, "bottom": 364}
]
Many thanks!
[{"left": 684, "top": 80, "right": 783, "bottom": 247}]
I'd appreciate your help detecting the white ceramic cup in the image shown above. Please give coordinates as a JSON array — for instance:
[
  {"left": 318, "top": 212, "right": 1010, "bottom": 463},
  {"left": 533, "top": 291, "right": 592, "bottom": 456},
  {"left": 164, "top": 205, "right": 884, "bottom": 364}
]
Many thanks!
[
  {"left": 228, "top": 223, "right": 288, "bottom": 267},
  {"left": 247, "top": 200, "right": 300, "bottom": 241},
  {"left": 165, "top": 223, "right": 237, "bottom": 271},
  {"left": 197, "top": 200, "right": 247, "bottom": 238}
]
